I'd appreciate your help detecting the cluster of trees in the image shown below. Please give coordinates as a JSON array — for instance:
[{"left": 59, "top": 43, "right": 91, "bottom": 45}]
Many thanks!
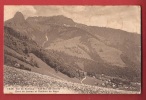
[
  {"left": 4, "top": 26, "right": 85, "bottom": 79},
  {"left": 4, "top": 54, "right": 31, "bottom": 71},
  {"left": 4, "top": 48, "right": 39, "bottom": 68},
  {"left": 31, "top": 49, "right": 85, "bottom": 78},
  {"left": 111, "top": 78, "right": 131, "bottom": 86},
  {"left": 84, "top": 60, "right": 141, "bottom": 82}
]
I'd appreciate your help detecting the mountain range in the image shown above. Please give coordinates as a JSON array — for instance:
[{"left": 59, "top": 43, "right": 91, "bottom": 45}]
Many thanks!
[{"left": 4, "top": 11, "right": 141, "bottom": 82}]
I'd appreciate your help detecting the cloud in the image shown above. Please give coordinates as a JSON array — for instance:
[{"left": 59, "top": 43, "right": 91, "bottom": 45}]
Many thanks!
[
  {"left": 4, "top": 6, "right": 36, "bottom": 21},
  {"left": 4, "top": 6, "right": 140, "bottom": 34}
]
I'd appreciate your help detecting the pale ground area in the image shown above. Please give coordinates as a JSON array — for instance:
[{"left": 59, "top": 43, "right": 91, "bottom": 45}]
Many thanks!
[
  {"left": 89, "top": 38, "right": 126, "bottom": 67},
  {"left": 47, "top": 35, "right": 126, "bottom": 67},
  {"left": 47, "top": 36, "right": 92, "bottom": 60}
]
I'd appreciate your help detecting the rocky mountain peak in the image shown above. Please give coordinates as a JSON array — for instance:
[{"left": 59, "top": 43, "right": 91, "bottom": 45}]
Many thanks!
[{"left": 13, "top": 11, "right": 25, "bottom": 22}]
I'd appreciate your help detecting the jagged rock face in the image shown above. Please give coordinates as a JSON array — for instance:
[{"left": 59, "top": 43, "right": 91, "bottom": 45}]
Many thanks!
[
  {"left": 4, "top": 12, "right": 46, "bottom": 45},
  {"left": 4, "top": 12, "right": 141, "bottom": 80},
  {"left": 5, "top": 12, "right": 26, "bottom": 27}
]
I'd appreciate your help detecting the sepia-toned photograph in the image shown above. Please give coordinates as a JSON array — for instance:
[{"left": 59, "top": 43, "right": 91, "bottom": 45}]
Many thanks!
[{"left": 4, "top": 6, "right": 141, "bottom": 94}]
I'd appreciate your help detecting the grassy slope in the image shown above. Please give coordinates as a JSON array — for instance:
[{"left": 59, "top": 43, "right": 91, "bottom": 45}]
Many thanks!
[
  {"left": 28, "top": 53, "right": 80, "bottom": 83},
  {"left": 4, "top": 65, "right": 140, "bottom": 94},
  {"left": 4, "top": 45, "right": 80, "bottom": 83}
]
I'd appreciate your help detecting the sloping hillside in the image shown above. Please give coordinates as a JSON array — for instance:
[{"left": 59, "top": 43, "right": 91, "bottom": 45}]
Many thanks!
[
  {"left": 4, "top": 26, "right": 86, "bottom": 79},
  {"left": 4, "top": 12, "right": 141, "bottom": 82},
  {"left": 4, "top": 65, "right": 140, "bottom": 94}
]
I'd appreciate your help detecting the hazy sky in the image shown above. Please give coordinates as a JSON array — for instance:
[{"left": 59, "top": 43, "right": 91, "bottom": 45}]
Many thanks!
[{"left": 4, "top": 6, "right": 141, "bottom": 34}]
